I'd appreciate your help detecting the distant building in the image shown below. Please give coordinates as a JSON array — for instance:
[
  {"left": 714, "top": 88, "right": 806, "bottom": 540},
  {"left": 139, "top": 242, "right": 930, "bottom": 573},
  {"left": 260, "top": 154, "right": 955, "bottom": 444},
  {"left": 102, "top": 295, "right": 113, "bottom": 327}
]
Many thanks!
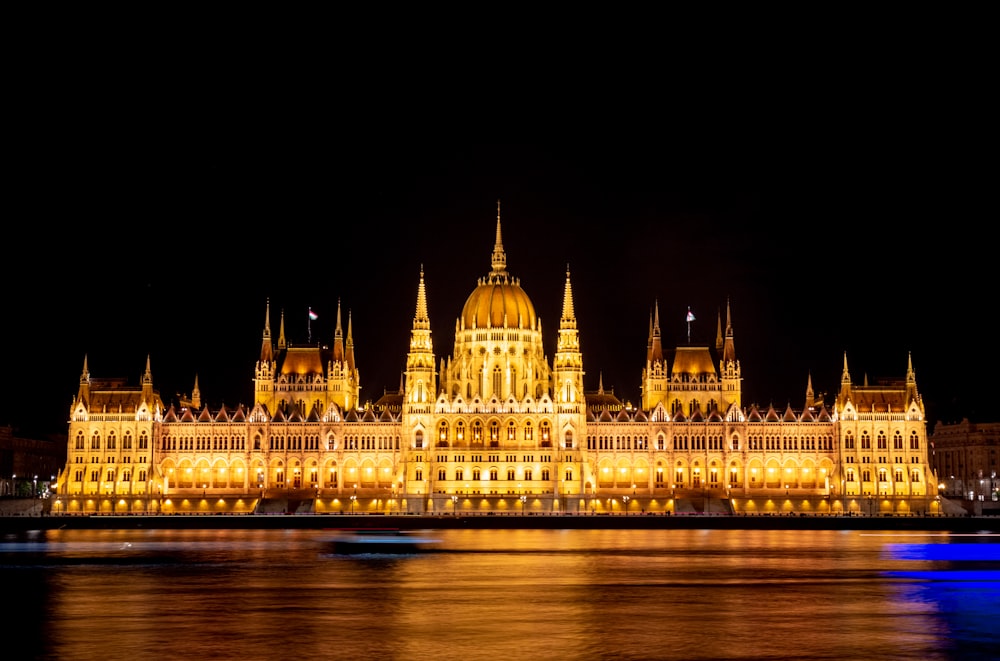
[
  {"left": 930, "top": 419, "right": 999, "bottom": 503},
  {"left": 0, "top": 425, "right": 65, "bottom": 497},
  {"left": 54, "top": 208, "right": 939, "bottom": 516}
]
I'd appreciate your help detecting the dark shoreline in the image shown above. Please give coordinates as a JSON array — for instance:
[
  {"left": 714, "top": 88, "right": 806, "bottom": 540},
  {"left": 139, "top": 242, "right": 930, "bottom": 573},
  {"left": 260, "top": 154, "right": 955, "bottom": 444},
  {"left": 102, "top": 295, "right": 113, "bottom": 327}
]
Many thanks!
[{"left": 3, "top": 513, "right": 999, "bottom": 533}]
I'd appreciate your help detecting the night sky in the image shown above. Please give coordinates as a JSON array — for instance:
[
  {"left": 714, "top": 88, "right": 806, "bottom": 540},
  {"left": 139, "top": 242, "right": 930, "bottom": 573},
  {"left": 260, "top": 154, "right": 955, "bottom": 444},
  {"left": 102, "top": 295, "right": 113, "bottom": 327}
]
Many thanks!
[{"left": 3, "top": 128, "right": 991, "bottom": 437}]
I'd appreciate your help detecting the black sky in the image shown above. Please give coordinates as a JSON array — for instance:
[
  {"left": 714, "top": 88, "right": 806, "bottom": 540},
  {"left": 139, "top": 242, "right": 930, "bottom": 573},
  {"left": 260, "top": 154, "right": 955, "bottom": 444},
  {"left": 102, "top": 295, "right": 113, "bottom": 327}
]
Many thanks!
[{"left": 3, "top": 133, "right": 992, "bottom": 438}]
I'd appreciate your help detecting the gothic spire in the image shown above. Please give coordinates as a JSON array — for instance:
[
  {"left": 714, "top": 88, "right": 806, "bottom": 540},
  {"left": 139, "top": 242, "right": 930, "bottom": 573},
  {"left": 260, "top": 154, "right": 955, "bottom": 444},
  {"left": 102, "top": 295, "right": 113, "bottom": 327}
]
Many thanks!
[
  {"left": 489, "top": 199, "right": 508, "bottom": 279},
  {"left": 260, "top": 298, "right": 274, "bottom": 363},
  {"left": 560, "top": 265, "right": 576, "bottom": 329}
]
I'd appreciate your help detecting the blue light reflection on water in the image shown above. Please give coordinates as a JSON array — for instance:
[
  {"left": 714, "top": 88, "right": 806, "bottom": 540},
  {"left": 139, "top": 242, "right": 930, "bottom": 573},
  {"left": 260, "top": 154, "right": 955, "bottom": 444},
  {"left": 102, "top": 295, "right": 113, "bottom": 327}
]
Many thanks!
[
  {"left": 878, "top": 533, "right": 1000, "bottom": 658},
  {"left": 2, "top": 528, "right": 1000, "bottom": 660}
]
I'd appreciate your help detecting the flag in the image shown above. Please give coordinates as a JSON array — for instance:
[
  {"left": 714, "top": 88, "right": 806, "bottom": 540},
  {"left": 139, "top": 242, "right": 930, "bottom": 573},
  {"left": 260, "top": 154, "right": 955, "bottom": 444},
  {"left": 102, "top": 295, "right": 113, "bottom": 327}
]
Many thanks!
[
  {"left": 686, "top": 308, "right": 695, "bottom": 323},
  {"left": 308, "top": 309, "right": 318, "bottom": 321}
]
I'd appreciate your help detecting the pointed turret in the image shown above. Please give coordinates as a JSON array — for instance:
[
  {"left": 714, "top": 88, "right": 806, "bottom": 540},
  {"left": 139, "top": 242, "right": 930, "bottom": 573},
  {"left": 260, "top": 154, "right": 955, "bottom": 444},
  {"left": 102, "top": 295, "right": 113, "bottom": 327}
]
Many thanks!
[
  {"left": 260, "top": 299, "right": 273, "bottom": 364},
  {"left": 649, "top": 301, "right": 663, "bottom": 364},
  {"left": 191, "top": 374, "right": 201, "bottom": 410},
  {"left": 718, "top": 298, "right": 741, "bottom": 409},
  {"left": 905, "top": 351, "right": 920, "bottom": 407},
  {"left": 277, "top": 307, "right": 287, "bottom": 351},
  {"left": 75, "top": 354, "right": 91, "bottom": 411},
  {"left": 641, "top": 300, "right": 667, "bottom": 410},
  {"left": 553, "top": 265, "right": 584, "bottom": 406},
  {"left": 254, "top": 299, "right": 277, "bottom": 412},
  {"left": 722, "top": 298, "right": 736, "bottom": 364},
  {"left": 141, "top": 354, "right": 155, "bottom": 406},
  {"left": 332, "top": 299, "right": 345, "bottom": 363},
  {"left": 345, "top": 311, "right": 356, "bottom": 375},
  {"left": 404, "top": 266, "right": 436, "bottom": 409},
  {"left": 716, "top": 308, "right": 723, "bottom": 354}
]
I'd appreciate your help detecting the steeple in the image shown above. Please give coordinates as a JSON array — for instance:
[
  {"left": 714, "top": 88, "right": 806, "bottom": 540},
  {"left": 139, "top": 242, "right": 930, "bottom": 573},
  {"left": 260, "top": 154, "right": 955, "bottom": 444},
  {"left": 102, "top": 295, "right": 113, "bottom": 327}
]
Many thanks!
[
  {"left": 75, "top": 354, "right": 91, "bottom": 409},
  {"left": 648, "top": 301, "right": 663, "bottom": 364},
  {"left": 254, "top": 299, "right": 277, "bottom": 412},
  {"left": 490, "top": 199, "right": 507, "bottom": 277},
  {"left": 716, "top": 307, "right": 724, "bottom": 354},
  {"left": 333, "top": 299, "right": 345, "bottom": 363},
  {"left": 718, "top": 298, "right": 741, "bottom": 410},
  {"left": 414, "top": 264, "right": 430, "bottom": 331},
  {"left": 559, "top": 264, "right": 576, "bottom": 329},
  {"left": 905, "top": 351, "right": 920, "bottom": 408},
  {"left": 190, "top": 374, "right": 201, "bottom": 410},
  {"left": 141, "top": 354, "right": 156, "bottom": 411},
  {"left": 278, "top": 307, "right": 287, "bottom": 351},
  {"left": 345, "top": 311, "right": 356, "bottom": 375},
  {"left": 260, "top": 298, "right": 273, "bottom": 364},
  {"left": 722, "top": 298, "right": 736, "bottom": 364},
  {"left": 641, "top": 300, "right": 667, "bottom": 410},
  {"left": 404, "top": 266, "right": 436, "bottom": 408},
  {"left": 554, "top": 265, "right": 584, "bottom": 406}
]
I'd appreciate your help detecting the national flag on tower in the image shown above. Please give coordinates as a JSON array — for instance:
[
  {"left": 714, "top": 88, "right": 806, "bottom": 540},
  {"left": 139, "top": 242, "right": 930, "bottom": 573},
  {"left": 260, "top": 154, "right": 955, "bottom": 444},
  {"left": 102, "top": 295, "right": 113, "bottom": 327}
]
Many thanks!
[
  {"left": 686, "top": 307, "right": 695, "bottom": 323},
  {"left": 309, "top": 308, "right": 319, "bottom": 321}
]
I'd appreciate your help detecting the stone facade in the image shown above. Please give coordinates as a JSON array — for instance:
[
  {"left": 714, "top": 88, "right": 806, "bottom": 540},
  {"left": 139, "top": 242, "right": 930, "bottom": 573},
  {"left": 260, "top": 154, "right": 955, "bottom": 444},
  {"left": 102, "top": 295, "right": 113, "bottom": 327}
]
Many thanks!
[{"left": 54, "top": 210, "right": 939, "bottom": 516}]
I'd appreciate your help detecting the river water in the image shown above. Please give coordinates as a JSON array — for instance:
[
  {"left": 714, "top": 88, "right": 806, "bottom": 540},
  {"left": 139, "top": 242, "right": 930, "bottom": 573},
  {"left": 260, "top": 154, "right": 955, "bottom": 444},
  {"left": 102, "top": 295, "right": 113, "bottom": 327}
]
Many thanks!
[{"left": 2, "top": 527, "right": 998, "bottom": 660}]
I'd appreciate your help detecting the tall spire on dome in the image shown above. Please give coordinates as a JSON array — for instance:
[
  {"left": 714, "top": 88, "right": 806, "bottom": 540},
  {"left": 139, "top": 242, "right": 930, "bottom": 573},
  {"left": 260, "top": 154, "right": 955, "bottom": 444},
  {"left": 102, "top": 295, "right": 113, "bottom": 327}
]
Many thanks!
[{"left": 490, "top": 199, "right": 507, "bottom": 277}]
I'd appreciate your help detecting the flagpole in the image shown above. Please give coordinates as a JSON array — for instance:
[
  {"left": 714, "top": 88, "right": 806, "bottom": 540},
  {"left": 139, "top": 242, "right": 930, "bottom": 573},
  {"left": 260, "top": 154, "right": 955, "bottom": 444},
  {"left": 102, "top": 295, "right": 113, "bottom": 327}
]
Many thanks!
[{"left": 308, "top": 307, "right": 312, "bottom": 344}]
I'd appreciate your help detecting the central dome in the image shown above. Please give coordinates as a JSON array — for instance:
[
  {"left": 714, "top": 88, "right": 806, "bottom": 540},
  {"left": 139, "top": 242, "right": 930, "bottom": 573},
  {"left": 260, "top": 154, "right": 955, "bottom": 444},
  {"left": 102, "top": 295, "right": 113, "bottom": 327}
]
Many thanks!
[
  {"left": 460, "top": 206, "right": 537, "bottom": 330},
  {"left": 461, "top": 276, "right": 536, "bottom": 329}
]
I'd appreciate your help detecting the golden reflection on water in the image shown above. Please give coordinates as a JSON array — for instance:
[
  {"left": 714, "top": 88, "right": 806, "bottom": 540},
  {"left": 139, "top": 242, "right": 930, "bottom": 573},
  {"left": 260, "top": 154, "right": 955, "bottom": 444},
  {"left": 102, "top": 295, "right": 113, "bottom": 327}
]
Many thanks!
[{"left": 3, "top": 528, "right": 996, "bottom": 660}]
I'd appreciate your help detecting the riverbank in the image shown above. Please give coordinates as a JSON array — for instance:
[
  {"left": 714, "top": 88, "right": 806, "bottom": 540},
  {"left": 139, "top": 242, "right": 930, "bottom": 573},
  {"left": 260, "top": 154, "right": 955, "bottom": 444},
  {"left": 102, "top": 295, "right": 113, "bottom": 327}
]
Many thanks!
[{"left": 3, "top": 512, "right": 999, "bottom": 533}]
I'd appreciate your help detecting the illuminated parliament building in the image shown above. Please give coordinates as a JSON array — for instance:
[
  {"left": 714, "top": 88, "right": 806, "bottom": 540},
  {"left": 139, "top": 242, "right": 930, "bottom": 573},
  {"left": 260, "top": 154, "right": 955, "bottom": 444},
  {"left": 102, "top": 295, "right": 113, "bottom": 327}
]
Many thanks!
[{"left": 54, "top": 210, "right": 940, "bottom": 516}]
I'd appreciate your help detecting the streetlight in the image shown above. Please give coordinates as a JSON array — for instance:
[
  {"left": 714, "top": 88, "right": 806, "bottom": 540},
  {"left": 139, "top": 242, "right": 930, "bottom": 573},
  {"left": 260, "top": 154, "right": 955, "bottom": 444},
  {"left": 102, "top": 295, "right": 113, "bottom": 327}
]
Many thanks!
[
  {"left": 452, "top": 495, "right": 458, "bottom": 516},
  {"left": 520, "top": 495, "right": 527, "bottom": 515},
  {"left": 623, "top": 495, "right": 630, "bottom": 515},
  {"left": 350, "top": 494, "right": 356, "bottom": 514}
]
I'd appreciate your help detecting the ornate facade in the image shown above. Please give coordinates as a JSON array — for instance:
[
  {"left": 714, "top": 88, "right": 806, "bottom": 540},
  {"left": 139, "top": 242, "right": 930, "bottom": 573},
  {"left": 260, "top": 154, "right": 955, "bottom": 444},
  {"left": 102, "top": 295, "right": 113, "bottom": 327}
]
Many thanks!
[{"left": 54, "top": 210, "right": 939, "bottom": 516}]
